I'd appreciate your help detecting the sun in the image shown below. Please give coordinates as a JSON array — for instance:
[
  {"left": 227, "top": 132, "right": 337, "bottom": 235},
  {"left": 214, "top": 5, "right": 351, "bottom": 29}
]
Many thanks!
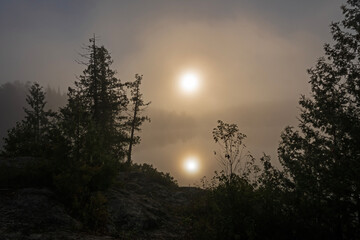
[
  {"left": 184, "top": 156, "right": 199, "bottom": 173},
  {"left": 180, "top": 71, "right": 200, "bottom": 93}
]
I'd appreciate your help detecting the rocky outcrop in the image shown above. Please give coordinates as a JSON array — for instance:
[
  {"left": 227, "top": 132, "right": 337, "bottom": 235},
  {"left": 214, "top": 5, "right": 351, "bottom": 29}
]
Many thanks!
[
  {"left": 107, "top": 172, "right": 201, "bottom": 239},
  {"left": 0, "top": 188, "right": 84, "bottom": 240},
  {"left": 0, "top": 170, "right": 202, "bottom": 240}
]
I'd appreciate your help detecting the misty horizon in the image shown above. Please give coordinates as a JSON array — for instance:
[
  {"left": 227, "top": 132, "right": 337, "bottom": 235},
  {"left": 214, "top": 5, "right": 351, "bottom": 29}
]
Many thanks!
[{"left": 0, "top": 0, "right": 343, "bottom": 185}]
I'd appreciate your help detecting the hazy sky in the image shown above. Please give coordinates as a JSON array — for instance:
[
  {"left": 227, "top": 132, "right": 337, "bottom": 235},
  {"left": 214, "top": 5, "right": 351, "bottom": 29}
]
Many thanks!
[{"left": 0, "top": 0, "right": 343, "bottom": 185}]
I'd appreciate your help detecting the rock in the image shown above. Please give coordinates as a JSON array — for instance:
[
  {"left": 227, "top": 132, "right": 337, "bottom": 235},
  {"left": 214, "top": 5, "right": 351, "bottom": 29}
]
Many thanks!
[
  {"left": 106, "top": 172, "right": 201, "bottom": 239},
  {"left": 0, "top": 168, "right": 202, "bottom": 239},
  {"left": 0, "top": 188, "right": 81, "bottom": 239}
]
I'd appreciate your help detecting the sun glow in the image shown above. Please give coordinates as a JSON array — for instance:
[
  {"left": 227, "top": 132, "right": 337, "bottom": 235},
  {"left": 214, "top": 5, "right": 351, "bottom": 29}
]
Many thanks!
[
  {"left": 180, "top": 71, "right": 200, "bottom": 93},
  {"left": 184, "top": 156, "right": 199, "bottom": 173}
]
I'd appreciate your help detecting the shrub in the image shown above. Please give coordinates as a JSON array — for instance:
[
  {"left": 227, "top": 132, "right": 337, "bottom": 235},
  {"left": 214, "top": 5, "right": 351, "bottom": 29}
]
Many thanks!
[
  {"left": 130, "top": 163, "right": 178, "bottom": 188},
  {"left": 184, "top": 172, "right": 258, "bottom": 240}
]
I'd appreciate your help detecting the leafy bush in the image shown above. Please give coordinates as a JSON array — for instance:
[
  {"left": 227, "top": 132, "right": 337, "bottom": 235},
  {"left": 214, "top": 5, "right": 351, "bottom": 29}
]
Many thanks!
[
  {"left": 184, "top": 172, "right": 257, "bottom": 240},
  {"left": 130, "top": 163, "right": 178, "bottom": 188}
]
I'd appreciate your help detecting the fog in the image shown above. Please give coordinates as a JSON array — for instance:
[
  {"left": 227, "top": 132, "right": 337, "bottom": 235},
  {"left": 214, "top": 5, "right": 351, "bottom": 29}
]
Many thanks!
[{"left": 0, "top": 0, "right": 343, "bottom": 185}]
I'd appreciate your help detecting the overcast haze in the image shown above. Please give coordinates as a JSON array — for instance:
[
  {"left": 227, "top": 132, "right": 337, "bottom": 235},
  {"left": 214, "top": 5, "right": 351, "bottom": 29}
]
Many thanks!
[{"left": 0, "top": 0, "right": 343, "bottom": 185}]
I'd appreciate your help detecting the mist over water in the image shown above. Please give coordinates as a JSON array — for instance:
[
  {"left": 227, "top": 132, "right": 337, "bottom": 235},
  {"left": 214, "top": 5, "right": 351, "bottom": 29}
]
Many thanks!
[{"left": 0, "top": 0, "right": 342, "bottom": 185}]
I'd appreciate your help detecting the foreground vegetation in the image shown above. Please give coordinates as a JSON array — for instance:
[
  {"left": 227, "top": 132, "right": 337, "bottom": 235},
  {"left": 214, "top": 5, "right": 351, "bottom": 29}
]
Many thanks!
[{"left": 184, "top": 1, "right": 360, "bottom": 239}]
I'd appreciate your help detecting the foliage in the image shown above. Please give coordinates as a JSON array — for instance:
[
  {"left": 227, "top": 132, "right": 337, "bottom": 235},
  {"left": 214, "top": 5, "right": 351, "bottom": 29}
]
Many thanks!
[
  {"left": 278, "top": 1, "right": 360, "bottom": 238},
  {"left": 50, "top": 36, "right": 128, "bottom": 229},
  {"left": 186, "top": 155, "right": 297, "bottom": 240},
  {"left": 125, "top": 74, "right": 151, "bottom": 164},
  {"left": 130, "top": 163, "right": 178, "bottom": 187},
  {"left": 213, "top": 120, "right": 260, "bottom": 182},
  {"left": 2, "top": 83, "right": 55, "bottom": 157},
  {"left": 2, "top": 122, "right": 32, "bottom": 157},
  {"left": 185, "top": 172, "right": 257, "bottom": 240},
  {"left": 64, "top": 36, "right": 128, "bottom": 161}
]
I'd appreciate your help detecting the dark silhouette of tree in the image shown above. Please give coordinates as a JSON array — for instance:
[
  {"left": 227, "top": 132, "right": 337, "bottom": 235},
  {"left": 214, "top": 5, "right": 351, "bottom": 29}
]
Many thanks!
[
  {"left": 25, "top": 83, "right": 48, "bottom": 145},
  {"left": 59, "top": 86, "right": 88, "bottom": 162},
  {"left": 2, "top": 83, "right": 53, "bottom": 157},
  {"left": 212, "top": 120, "right": 257, "bottom": 180},
  {"left": 126, "top": 74, "right": 150, "bottom": 164},
  {"left": 278, "top": 1, "right": 360, "bottom": 238},
  {"left": 0, "top": 81, "right": 67, "bottom": 148},
  {"left": 62, "top": 36, "right": 128, "bottom": 162},
  {"left": 52, "top": 36, "right": 129, "bottom": 228}
]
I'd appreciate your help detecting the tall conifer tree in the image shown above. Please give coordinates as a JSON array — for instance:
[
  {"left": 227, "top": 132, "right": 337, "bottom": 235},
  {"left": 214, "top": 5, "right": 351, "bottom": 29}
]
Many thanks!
[
  {"left": 2, "top": 83, "right": 52, "bottom": 157},
  {"left": 62, "top": 36, "right": 128, "bottom": 162},
  {"left": 278, "top": 1, "right": 360, "bottom": 238},
  {"left": 126, "top": 74, "right": 150, "bottom": 164}
]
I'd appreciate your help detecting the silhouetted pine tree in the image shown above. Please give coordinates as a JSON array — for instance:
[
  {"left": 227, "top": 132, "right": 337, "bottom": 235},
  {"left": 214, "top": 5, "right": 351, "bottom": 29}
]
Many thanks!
[
  {"left": 53, "top": 36, "right": 128, "bottom": 228},
  {"left": 62, "top": 36, "right": 128, "bottom": 163},
  {"left": 126, "top": 74, "right": 150, "bottom": 164},
  {"left": 2, "top": 82, "right": 53, "bottom": 157}
]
